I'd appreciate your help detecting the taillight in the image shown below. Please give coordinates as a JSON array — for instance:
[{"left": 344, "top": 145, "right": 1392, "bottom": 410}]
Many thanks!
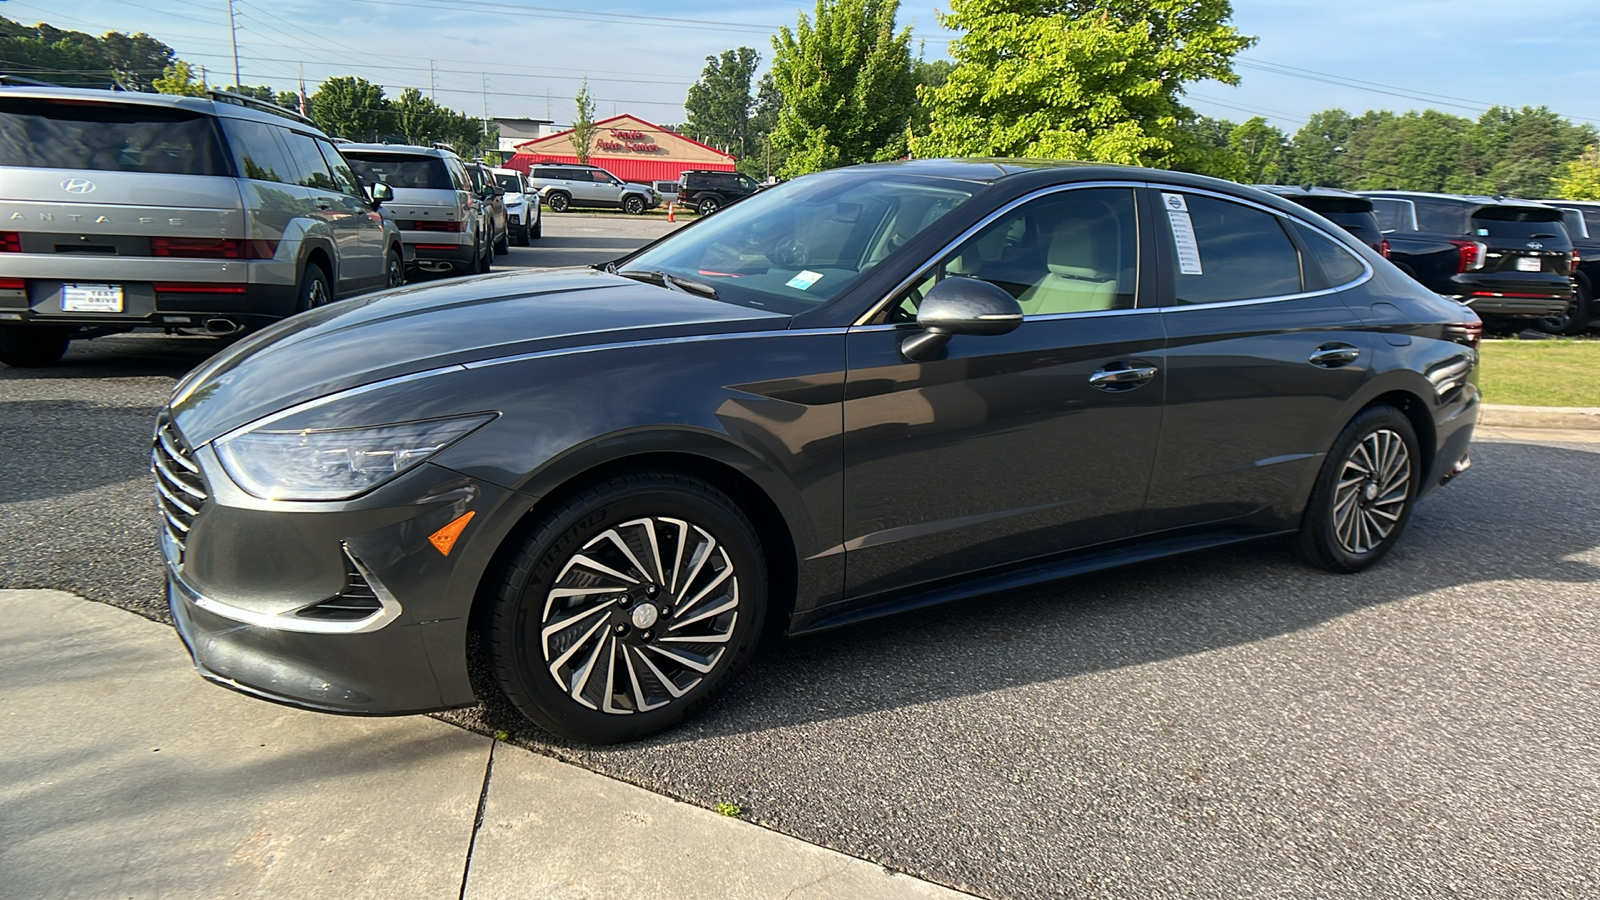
[
  {"left": 1572, "top": 249, "right": 1581, "bottom": 275},
  {"left": 1379, "top": 238, "right": 1390, "bottom": 259},
  {"left": 1443, "top": 318, "right": 1483, "bottom": 350},
  {"left": 408, "top": 220, "right": 463, "bottom": 232},
  {"left": 149, "top": 237, "right": 278, "bottom": 259},
  {"left": 1448, "top": 239, "right": 1486, "bottom": 272},
  {"left": 0, "top": 277, "right": 25, "bottom": 290},
  {"left": 0, "top": 231, "right": 20, "bottom": 252}
]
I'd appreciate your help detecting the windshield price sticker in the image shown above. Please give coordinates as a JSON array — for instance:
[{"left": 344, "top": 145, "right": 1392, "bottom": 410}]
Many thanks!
[
  {"left": 786, "top": 270, "right": 824, "bottom": 290},
  {"left": 1161, "top": 193, "right": 1203, "bottom": 275}
]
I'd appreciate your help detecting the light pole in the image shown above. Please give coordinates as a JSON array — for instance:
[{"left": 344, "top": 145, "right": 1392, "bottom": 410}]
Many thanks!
[{"left": 226, "top": 0, "right": 240, "bottom": 90}]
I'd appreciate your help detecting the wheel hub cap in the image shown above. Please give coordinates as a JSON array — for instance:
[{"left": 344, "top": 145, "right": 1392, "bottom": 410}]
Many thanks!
[
  {"left": 630, "top": 604, "right": 659, "bottom": 630},
  {"left": 1332, "top": 428, "right": 1412, "bottom": 555}
]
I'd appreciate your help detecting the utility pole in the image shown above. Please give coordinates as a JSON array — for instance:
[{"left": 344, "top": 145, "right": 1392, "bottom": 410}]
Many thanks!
[
  {"left": 481, "top": 74, "right": 490, "bottom": 157},
  {"left": 429, "top": 60, "right": 435, "bottom": 100},
  {"left": 225, "top": 0, "right": 240, "bottom": 90}
]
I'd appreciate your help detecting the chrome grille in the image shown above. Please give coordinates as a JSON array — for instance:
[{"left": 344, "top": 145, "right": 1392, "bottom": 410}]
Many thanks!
[{"left": 151, "top": 419, "right": 207, "bottom": 562}]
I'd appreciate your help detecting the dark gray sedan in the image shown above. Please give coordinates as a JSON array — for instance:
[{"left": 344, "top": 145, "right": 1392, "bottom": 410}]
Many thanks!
[{"left": 154, "top": 160, "right": 1482, "bottom": 743}]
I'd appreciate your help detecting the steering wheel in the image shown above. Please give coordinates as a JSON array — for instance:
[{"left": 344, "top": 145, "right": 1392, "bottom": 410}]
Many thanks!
[{"left": 768, "top": 236, "right": 809, "bottom": 269}]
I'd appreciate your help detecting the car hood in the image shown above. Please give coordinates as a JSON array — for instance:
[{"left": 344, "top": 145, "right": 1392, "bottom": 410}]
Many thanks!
[{"left": 169, "top": 267, "right": 790, "bottom": 444}]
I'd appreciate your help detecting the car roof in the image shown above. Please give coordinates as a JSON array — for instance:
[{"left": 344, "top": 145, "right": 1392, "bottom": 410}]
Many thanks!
[
  {"left": 489, "top": 166, "right": 521, "bottom": 175},
  {"left": 1254, "top": 184, "right": 1368, "bottom": 200},
  {"left": 340, "top": 142, "right": 460, "bottom": 158},
  {"left": 1358, "top": 189, "right": 1557, "bottom": 211},
  {"left": 0, "top": 84, "right": 333, "bottom": 136},
  {"left": 1538, "top": 199, "right": 1600, "bottom": 209}
]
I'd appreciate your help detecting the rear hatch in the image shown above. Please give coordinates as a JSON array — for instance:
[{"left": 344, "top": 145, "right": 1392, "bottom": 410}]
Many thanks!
[
  {"left": 343, "top": 152, "right": 464, "bottom": 232},
  {"left": 1463, "top": 205, "right": 1573, "bottom": 295}
]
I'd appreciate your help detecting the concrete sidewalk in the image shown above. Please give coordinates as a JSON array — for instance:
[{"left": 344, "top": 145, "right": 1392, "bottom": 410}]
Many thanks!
[{"left": 0, "top": 590, "right": 972, "bottom": 900}]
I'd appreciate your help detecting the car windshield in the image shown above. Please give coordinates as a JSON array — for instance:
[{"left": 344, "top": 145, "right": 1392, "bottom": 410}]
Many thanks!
[
  {"left": 494, "top": 173, "right": 521, "bottom": 192},
  {"left": 0, "top": 98, "right": 227, "bottom": 175},
  {"left": 344, "top": 153, "right": 453, "bottom": 190},
  {"left": 620, "top": 171, "right": 975, "bottom": 313}
]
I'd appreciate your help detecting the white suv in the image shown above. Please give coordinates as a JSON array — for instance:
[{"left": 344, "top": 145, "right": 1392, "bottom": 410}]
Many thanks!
[{"left": 491, "top": 167, "right": 542, "bottom": 244}]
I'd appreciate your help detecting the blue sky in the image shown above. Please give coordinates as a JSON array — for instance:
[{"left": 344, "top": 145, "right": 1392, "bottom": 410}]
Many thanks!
[{"left": 15, "top": 0, "right": 1600, "bottom": 135}]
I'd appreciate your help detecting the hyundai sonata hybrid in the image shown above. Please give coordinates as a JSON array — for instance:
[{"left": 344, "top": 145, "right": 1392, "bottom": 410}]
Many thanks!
[{"left": 154, "top": 160, "right": 1481, "bottom": 743}]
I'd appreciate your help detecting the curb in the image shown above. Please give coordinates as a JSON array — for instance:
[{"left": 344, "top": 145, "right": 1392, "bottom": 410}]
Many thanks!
[{"left": 1480, "top": 404, "right": 1600, "bottom": 431}]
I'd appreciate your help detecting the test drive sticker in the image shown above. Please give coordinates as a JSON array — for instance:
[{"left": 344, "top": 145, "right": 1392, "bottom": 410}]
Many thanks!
[
  {"left": 1161, "top": 192, "right": 1203, "bottom": 275},
  {"left": 786, "top": 270, "right": 824, "bottom": 290}
]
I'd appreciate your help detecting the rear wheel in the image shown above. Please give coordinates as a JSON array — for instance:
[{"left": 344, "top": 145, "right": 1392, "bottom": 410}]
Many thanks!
[
  {"left": 697, "top": 196, "right": 720, "bottom": 216},
  {"left": 296, "top": 263, "right": 332, "bottom": 311},
  {"left": 0, "top": 325, "right": 71, "bottom": 367},
  {"left": 1533, "top": 284, "right": 1591, "bottom": 335},
  {"left": 1291, "top": 406, "right": 1419, "bottom": 573},
  {"left": 487, "top": 471, "right": 767, "bottom": 743},
  {"left": 385, "top": 249, "right": 406, "bottom": 288},
  {"left": 547, "top": 192, "right": 569, "bottom": 213}
]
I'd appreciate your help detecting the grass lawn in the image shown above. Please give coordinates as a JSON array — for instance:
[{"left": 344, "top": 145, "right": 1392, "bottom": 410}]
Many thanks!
[{"left": 1478, "top": 338, "right": 1600, "bottom": 407}]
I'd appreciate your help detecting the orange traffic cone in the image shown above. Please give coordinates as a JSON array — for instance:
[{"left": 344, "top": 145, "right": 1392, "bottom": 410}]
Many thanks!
[{"left": 667, "top": 201, "right": 675, "bottom": 223}]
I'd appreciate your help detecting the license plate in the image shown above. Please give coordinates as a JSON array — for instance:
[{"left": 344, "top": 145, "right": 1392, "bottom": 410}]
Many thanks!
[
  {"left": 1515, "top": 256, "right": 1542, "bottom": 272},
  {"left": 62, "top": 282, "right": 124, "bottom": 312}
]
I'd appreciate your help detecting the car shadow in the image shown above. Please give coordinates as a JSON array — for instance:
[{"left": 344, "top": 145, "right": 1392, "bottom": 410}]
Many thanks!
[
  {"left": 0, "top": 333, "right": 222, "bottom": 381},
  {"left": 458, "top": 439, "right": 1600, "bottom": 751},
  {"left": 0, "top": 399, "right": 167, "bottom": 503}
]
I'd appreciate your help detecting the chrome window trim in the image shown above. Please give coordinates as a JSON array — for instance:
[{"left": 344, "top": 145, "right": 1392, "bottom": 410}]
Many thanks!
[
  {"left": 1149, "top": 182, "right": 1375, "bottom": 309},
  {"left": 854, "top": 181, "right": 1150, "bottom": 327}
]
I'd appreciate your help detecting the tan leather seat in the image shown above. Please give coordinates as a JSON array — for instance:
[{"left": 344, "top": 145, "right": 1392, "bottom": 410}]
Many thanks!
[{"left": 1018, "top": 219, "right": 1117, "bottom": 315}]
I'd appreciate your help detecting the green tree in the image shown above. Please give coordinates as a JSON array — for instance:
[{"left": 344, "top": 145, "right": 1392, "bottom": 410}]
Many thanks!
[
  {"left": 1473, "top": 106, "right": 1596, "bottom": 197},
  {"left": 769, "top": 0, "right": 917, "bottom": 175},
  {"left": 152, "top": 60, "right": 207, "bottom": 97},
  {"left": 310, "top": 76, "right": 391, "bottom": 141},
  {"left": 1286, "top": 109, "right": 1356, "bottom": 188},
  {"left": 1227, "top": 116, "right": 1288, "bottom": 184},
  {"left": 0, "top": 17, "right": 175, "bottom": 89},
  {"left": 915, "top": 0, "right": 1253, "bottom": 167},
  {"left": 392, "top": 87, "right": 448, "bottom": 145},
  {"left": 570, "top": 79, "right": 598, "bottom": 165},
  {"left": 221, "top": 84, "right": 274, "bottom": 102},
  {"left": 685, "top": 47, "right": 760, "bottom": 156},
  {"left": 1555, "top": 145, "right": 1600, "bottom": 200},
  {"left": 1176, "top": 114, "right": 1238, "bottom": 179}
]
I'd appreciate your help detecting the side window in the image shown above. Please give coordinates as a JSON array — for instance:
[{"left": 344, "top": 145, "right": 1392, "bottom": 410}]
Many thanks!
[
  {"left": 315, "top": 140, "right": 363, "bottom": 197},
  {"left": 220, "top": 118, "right": 295, "bottom": 184},
  {"left": 1293, "top": 222, "right": 1367, "bottom": 287},
  {"left": 446, "top": 159, "right": 469, "bottom": 192},
  {"left": 592, "top": 171, "right": 615, "bottom": 184},
  {"left": 884, "top": 187, "right": 1139, "bottom": 322},
  {"left": 1582, "top": 210, "right": 1600, "bottom": 238},
  {"left": 1370, "top": 198, "right": 1413, "bottom": 233},
  {"left": 1163, "top": 192, "right": 1302, "bottom": 305},
  {"left": 1413, "top": 201, "right": 1467, "bottom": 234},
  {"left": 280, "top": 129, "right": 336, "bottom": 190},
  {"left": 737, "top": 175, "right": 759, "bottom": 191}
]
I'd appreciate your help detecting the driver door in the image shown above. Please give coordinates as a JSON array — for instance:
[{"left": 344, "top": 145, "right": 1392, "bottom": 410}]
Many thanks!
[{"left": 839, "top": 185, "right": 1167, "bottom": 599}]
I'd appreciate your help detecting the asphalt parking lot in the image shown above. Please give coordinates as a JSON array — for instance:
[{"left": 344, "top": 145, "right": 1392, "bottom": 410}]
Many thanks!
[{"left": 2, "top": 213, "right": 1597, "bottom": 899}]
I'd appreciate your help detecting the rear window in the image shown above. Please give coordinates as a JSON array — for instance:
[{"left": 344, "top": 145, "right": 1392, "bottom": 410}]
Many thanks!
[
  {"left": 343, "top": 152, "right": 453, "bottom": 190},
  {"left": 0, "top": 98, "right": 227, "bottom": 175}
]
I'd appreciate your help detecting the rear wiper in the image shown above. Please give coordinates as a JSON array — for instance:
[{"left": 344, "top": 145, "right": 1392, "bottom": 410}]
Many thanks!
[
  {"left": 1526, "top": 233, "right": 1559, "bottom": 239},
  {"left": 616, "top": 268, "right": 718, "bottom": 299}
]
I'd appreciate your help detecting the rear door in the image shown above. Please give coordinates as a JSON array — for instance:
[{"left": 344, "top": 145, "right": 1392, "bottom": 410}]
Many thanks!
[
  {"left": 1143, "top": 186, "right": 1371, "bottom": 533},
  {"left": 279, "top": 127, "right": 377, "bottom": 295}
]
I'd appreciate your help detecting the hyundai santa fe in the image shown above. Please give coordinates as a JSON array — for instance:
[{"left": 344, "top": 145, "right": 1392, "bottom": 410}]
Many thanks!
[{"left": 155, "top": 160, "right": 1481, "bottom": 743}]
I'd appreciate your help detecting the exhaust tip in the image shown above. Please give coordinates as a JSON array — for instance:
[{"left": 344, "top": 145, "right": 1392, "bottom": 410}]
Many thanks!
[{"left": 204, "top": 318, "right": 242, "bottom": 336}]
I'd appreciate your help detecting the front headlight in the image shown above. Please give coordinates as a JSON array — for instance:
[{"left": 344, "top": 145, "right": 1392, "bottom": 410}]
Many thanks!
[{"left": 215, "top": 414, "right": 494, "bottom": 501}]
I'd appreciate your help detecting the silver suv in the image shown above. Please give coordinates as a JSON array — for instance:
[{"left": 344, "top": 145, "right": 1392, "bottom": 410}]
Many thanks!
[
  {"left": 0, "top": 86, "right": 406, "bottom": 367},
  {"left": 528, "top": 164, "right": 659, "bottom": 214},
  {"left": 342, "top": 144, "right": 495, "bottom": 278}
]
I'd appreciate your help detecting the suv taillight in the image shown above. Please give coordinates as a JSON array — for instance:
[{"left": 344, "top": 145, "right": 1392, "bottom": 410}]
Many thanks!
[
  {"left": 1572, "top": 249, "right": 1581, "bottom": 275},
  {"left": 1448, "top": 239, "right": 1487, "bottom": 273},
  {"left": 150, "top": 237, "right": 278, "bottom": 259},
  {"left": 409, "top": 220, "right": 464, "bottom": 232},
  {"left": 0, "top": 231, "right": 20, "bottom": 252}
]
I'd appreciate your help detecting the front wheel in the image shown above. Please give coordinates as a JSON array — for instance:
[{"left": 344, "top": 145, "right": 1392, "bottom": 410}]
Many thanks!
[
  {"left": 531, "top": 215, "right": 542, "bottom": 240},
  {"left": 1291, "top": 406, "right": 1419, "bottom": 573},
  {"left": 623, "top": 195, "right": 645, "bottom": 215},
  {"left": 0, "top": 325, "right": 71, "bottom": 367},
  {"left": 487, "top": 471, "right": 767, "bottom": 743},
  {"left": 494, "top": 227, "right": 509, "bottom": 255}
]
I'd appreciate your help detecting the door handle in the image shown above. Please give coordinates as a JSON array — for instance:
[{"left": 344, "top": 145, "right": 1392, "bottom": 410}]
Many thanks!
[
  {"left": 1308, "top": 344, "right": 1361, "bottom": 368},
  {"left": 1089, "top": 364, "right": 1159, "bottom": 390}
]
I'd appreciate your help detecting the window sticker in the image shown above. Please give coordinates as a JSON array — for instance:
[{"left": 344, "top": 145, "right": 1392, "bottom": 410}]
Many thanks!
[
  {"left": 786, "top": 270, "right": 825, "bottom": 290},
  {"left": 1162, "top": 192, "right": 1204, "bottom": 275}
]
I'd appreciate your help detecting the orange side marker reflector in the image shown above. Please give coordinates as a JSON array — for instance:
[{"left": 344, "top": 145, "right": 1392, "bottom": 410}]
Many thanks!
[{"left": 429, "top": 511, "right": 476, "bottom": 556}]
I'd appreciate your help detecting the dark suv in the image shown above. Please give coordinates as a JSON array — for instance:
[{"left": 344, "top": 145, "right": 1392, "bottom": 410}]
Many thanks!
[
  {"left": 676, "top": 169, "right": 760, "bottom": 216},
  {"left": 1361, "top": 191, "right": 1574, "bottom": 331},
  {"left": 1532, "top": 200, "right": 1599, "bottom": 334},
  {"left": 1256, "top": 186, "right": 1387, "bottom": 255}
]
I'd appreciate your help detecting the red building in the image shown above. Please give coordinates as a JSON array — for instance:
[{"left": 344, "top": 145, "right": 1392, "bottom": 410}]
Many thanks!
[{"left": 504, "top": 113, "right": 737, "bottom": 184}]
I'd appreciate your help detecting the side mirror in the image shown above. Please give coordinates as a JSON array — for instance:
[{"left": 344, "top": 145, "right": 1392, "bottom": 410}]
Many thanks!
[
  {"left": 369, "top": 182, "right": 393, "bottom": 205},
  {"left": 902, "top": 277, "right": 1023, "bottom": 361}
]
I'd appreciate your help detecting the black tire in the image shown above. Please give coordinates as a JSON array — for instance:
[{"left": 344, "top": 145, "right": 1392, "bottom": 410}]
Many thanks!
[
  {"left": 531, "top": 215, "right": 542, "bottom": 240},
  {"left": 385, "top": 248, "right": 406, "bottom": 289},
  {"left": 478, "top": 234, "right": 492, "bottom": 274},
  {"left": 547, "top": 192, "right": 569, "bottom": 213},
  {"left": 514, "top": 225, "right": 529, "bottom": 247},
  {"left": 494, "top": 227, "right": 509, "bottom": 255},
  {"left": 1291, "top": 406, "right": 1420, "bottom": 573},
  {"left": 296, "top": 263, "right": 333, "bottom": 312},
  {"left": 697, "top": 196, "right": 720, "bottom": 216},
  {"left": 623, "top": 195, "right": 645, "bottom": 215},
  {"left": 487, "top": 471, "right": 767, "bottom": 743},
  {"left": 1532, "top": 284, "right": 1591, "bottom": 336},
  {"left": 0, "top": 325, "right": 70, "bottom": 367}
]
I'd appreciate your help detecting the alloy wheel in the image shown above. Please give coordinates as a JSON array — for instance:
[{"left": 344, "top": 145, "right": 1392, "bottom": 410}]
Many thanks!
[
  {"left": 540, "top": 515, "right": 740, "bottom": 714},
  {"left": 1331, "top": 428, "right": 1412, "bottom": 555},
  {"left": 306, "top": 276, "right": 331, "bottom": 308}
]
